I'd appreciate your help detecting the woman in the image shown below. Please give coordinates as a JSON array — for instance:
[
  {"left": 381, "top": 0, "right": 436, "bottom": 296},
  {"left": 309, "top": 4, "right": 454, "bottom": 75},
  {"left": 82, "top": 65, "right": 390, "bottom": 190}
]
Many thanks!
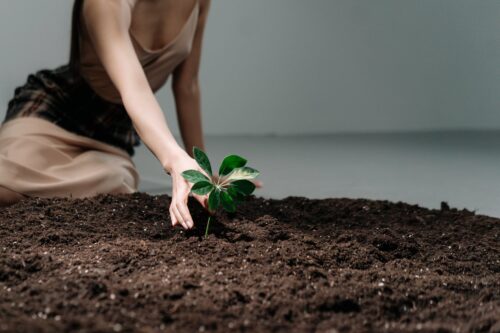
[{"left": 0, "top": 0, "right": 261, "bottom": 229}]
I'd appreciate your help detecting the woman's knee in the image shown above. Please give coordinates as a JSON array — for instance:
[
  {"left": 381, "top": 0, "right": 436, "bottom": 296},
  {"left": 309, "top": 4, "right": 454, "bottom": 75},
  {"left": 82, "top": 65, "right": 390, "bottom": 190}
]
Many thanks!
[{"left": 0, "top": 186, "right": 25, "bottom": 206}]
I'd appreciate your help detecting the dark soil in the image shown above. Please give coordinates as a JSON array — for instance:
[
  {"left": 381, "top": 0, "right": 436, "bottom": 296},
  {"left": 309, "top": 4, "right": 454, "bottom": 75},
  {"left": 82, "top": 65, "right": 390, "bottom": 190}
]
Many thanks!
[{"left": 0, "top": 193, "right": 499, "bottom": 333}]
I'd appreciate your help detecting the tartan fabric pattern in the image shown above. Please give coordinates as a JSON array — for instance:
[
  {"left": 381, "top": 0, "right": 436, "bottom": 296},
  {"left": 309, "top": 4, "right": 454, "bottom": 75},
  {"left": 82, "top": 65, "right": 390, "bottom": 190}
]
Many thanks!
[{"left": 2, "top": 65, "right": 141, "bottom": 156}]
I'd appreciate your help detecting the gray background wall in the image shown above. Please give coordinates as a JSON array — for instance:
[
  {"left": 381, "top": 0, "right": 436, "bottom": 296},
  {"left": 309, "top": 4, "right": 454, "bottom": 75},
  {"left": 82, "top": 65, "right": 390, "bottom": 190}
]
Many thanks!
[{"left": 0, "top": 0, "right": 499, "bottom": 135}]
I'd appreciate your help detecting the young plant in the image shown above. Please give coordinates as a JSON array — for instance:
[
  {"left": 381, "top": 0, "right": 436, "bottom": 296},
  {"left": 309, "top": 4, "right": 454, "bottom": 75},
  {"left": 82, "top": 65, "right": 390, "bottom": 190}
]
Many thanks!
[{"left": 181, "top": 146, "right": 260, "bottom": 238}]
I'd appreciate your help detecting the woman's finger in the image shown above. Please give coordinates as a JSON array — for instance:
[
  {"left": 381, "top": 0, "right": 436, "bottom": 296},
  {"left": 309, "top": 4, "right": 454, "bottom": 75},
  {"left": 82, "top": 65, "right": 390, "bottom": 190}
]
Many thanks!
[
  {"left": 192, "top": 193, "right": 209, "bottom": 210},
  {"left": 169, "top": 206, "right": 178, "bottom": 227},
  {"left": 192, "top": 193, "right": 214, "bottom": 216},
  {"left": 176, "top": 200, "right": 194, "bottom": 229},
  {"left": 172, "top": 204, "right": 188, "bottom": 229}
]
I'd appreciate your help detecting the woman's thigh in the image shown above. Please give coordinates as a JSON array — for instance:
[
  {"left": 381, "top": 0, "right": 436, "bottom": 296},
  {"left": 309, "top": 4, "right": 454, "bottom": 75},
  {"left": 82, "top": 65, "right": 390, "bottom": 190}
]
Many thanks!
[
  {"left": 0, "top": 146, "right": 138, "bottom": 199},
  {"left": 0, "top": 117, "right": 139, "bottom": 199},
  {"left": 71, "top": 149, "right": 139, "bottom": 196}
]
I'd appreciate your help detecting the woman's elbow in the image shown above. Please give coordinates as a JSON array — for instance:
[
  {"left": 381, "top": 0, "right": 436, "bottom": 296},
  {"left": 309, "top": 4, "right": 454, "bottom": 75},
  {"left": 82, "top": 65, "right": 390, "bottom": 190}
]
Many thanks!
[{"left": 172, "top": 78, "right": 200, "bottom": 97}]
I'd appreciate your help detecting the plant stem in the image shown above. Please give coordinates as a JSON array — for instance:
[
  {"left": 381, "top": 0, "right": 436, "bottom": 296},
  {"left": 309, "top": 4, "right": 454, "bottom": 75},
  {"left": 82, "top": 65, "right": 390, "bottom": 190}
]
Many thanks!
[{"left": 205, "top": 215, "right": 212, "bottom": 238}]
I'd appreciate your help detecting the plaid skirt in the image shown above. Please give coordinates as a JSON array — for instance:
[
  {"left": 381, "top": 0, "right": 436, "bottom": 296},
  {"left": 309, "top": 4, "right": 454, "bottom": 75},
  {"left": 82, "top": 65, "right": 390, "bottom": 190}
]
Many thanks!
[{"left": 2, "top": 64, "right": 141, "bottom": 156}]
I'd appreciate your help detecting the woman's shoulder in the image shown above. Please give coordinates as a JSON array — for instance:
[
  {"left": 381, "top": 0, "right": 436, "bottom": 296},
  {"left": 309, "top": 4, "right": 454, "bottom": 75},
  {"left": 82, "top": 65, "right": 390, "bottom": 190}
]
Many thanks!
[
  {"left": 81, "top": 0, "right": 135, "bottom": 26},
  {"left": 79, "top": 0, "right": 134, "bottom": 39}
]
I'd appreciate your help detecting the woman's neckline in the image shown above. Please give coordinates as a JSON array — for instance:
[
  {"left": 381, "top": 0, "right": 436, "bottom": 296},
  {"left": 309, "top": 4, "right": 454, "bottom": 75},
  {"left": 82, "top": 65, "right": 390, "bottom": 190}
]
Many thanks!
[{"left": 129, "top": 1, "right": 199, "bottom": 54}]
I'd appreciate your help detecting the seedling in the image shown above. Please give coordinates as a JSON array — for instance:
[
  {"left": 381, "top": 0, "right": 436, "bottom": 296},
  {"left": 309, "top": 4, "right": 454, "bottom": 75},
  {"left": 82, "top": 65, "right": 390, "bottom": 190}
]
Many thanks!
[{"left": 182, "top": 146, "right": 260, "bottom": 238}]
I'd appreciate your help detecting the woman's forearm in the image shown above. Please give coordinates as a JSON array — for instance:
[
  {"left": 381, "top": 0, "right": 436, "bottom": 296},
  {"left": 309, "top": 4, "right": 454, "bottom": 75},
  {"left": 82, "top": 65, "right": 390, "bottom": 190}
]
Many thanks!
[
  {"left": 122, "top": 85, "right": 187, "bottom": 172},
  {"left": 174, "top": 83, "right": 205, "bottom": 158}
]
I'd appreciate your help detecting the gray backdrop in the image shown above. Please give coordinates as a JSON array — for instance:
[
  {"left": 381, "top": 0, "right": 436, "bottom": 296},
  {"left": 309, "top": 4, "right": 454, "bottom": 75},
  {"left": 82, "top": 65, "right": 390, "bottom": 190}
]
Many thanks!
[{"left": 0, "top": 0, "right": 499, "bottom": 135}]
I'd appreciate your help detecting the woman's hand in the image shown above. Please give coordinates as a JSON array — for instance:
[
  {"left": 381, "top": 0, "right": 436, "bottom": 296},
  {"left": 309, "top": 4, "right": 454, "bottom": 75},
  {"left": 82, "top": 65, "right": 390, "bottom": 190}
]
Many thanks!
[{"left": 166, "top": 150, "right": 210, "bottom": 230}]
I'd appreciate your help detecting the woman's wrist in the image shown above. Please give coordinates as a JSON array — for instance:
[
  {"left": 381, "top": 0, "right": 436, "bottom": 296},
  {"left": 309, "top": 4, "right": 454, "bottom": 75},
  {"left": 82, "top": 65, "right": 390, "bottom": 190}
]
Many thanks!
[{"left": 161, "top": 145, "right": 189, "bottom": 174}]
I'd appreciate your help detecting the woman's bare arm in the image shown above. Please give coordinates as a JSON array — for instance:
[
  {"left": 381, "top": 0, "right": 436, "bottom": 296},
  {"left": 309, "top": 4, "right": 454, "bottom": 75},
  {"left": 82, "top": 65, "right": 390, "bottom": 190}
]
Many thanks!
[
  {"left": 172, "top": 0, "right": 211, "bottom": 158},
  {"left": 82, "top": 0, "right": 210, "bottom": 229},
  {"left": 82, "top": 0, "right": 186, "bottom": 171}
]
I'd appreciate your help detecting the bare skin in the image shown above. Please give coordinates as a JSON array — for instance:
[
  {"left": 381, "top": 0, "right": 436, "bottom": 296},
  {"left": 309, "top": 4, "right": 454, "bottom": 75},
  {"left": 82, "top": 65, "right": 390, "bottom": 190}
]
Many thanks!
[{"left": 80, "top": 0, "right": 261, "bottom": 229}]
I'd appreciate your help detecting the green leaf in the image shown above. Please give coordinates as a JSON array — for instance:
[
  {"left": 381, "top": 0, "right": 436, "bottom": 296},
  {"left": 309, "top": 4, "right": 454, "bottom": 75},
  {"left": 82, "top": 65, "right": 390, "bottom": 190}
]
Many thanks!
[
  {"left": 193, "top": 147, "right": 212, "bottom": 177},
  {"left": 218, "top": 155, "right": 247, "bottom": 176},
  {"left": 191, "top": 181, "right": 214, "bottom": 195},
  {"left": 224, "top": 167, "right": 259, "bottom": 182},
  {"left": 220, "top": 190, "right": 236, "bottom": 213},
  {"left": 227, "top": 186, "right": 244, "bottom": 200},
  {"left": 227, "top": 186, "right": 245, "bottom": 203},
  {"left": 182, "top": 170, "right": 210, "bottom": 184},
  {"left": 208, "top": 189, "right": 220, "bottom": 212},
  {"left": 231, "top": 180, "right": 256, "bottom": 196}
]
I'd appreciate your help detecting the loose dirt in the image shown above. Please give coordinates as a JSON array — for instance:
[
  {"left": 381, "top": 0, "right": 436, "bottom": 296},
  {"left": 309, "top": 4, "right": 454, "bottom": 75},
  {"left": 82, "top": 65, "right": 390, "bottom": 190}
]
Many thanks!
[{"left": 0, "top": 193, "right": 499, "bottom": 333}]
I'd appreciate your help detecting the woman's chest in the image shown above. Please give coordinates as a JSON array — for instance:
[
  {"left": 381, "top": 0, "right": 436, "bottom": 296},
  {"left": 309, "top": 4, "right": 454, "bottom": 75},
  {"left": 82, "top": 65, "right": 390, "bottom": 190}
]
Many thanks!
[
  {"left": 77, "top": 0, "right": 199, "bottom": 103},
  {"left": 129, "top": 0, "right": 199, "bottom": 53}
]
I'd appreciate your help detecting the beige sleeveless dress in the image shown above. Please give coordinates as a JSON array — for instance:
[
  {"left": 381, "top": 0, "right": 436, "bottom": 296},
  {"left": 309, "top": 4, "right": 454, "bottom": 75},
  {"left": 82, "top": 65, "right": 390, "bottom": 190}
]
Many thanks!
[{"left": 0, "top": 2, "right": 199, "bottom": 199}]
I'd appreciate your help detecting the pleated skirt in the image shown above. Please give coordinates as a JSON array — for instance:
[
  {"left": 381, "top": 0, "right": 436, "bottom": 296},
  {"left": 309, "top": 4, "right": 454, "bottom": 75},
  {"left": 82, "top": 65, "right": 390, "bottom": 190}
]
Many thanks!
[{"left": 0, "top": 116, "right": 139, "bottom": 199}]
